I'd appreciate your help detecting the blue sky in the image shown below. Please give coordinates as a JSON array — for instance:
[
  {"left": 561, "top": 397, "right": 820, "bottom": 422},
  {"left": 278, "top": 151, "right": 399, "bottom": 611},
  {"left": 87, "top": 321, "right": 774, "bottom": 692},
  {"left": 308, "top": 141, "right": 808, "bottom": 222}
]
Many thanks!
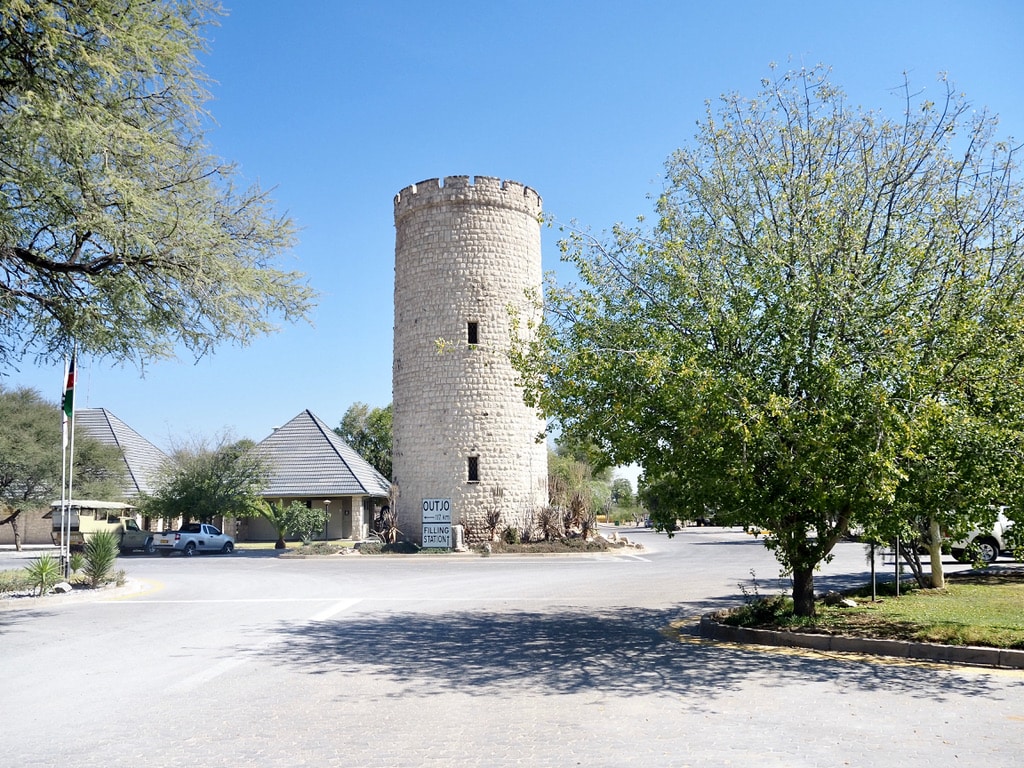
[{"left": 9, "top": 0, "right": 1024, "bottom": 456}]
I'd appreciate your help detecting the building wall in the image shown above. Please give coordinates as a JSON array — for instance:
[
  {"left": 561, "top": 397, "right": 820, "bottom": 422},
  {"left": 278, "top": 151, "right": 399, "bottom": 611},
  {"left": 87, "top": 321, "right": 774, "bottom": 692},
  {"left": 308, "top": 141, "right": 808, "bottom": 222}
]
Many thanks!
[
  {"left": 0, "top": 507, "right": 53, "bottom": 546},
  {"left": 241, "top": 496, "right": 371, "bottom": 542},
  {"left": 393, "top": 176, "right": 548, "bottom": 544}
]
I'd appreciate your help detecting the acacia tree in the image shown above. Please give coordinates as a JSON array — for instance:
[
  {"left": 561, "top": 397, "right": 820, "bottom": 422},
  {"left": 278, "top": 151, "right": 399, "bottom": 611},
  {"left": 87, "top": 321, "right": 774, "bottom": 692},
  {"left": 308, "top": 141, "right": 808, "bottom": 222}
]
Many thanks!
[
  {"left": 0, "top": 384, "right": 126, "bottom": 505},
  {"left": 1, "top": 1, "right": 315, "bottom": 369},
  {"left": 335, "top": 402, "right": 392, "bottom": 479},
  {"left": 513, "top": 65, "right": 1024, "bottom": 615},
  {"left": 142, "top": 437, "right": 268, "bottom": 525},
  {"left": 611, "top": 478, "right": 633, "bottom": 508}
]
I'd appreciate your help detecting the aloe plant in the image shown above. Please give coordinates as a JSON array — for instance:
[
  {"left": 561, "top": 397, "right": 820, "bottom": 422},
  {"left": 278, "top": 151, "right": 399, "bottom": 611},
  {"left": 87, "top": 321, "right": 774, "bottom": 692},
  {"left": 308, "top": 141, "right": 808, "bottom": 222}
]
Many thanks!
[
  {"left": 24, "top": 554, "right": 62, "bottom": 596},
  {"left": 83, "top": 531, "right": 120, "bottom": 587}
]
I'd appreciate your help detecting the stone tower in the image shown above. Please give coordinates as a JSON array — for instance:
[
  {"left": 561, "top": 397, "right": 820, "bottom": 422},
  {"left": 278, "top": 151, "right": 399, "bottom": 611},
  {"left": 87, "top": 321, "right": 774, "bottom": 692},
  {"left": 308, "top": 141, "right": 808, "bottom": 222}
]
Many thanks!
[{"left": 393, "top": 176, "right": 548, "bottom": 545}]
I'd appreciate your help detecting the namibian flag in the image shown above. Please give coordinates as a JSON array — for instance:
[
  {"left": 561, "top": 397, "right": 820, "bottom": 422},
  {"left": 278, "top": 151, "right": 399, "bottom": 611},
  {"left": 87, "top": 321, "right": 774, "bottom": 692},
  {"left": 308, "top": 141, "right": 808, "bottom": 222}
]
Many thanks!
[{"left": 63, "top": 352, "right": 76, "bottom": 419}]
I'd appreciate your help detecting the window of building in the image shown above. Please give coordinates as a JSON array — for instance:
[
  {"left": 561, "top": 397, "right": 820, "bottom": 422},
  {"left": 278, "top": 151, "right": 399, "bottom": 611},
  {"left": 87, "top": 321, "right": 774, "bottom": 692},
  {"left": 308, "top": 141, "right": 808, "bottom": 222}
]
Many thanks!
[
  {"left": 467, "top": 321, "right": 479, "bottom": 346},
  {"left": 468, "top": 456, "right": 480, "bottom": 483}
]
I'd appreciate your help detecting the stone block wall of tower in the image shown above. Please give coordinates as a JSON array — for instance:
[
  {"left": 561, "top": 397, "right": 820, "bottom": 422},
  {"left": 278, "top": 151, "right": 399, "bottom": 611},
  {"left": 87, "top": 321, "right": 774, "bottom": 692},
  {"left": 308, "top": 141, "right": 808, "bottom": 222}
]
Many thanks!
[{"left": 393, "top": 176, "right": 549, "bottom": 544}]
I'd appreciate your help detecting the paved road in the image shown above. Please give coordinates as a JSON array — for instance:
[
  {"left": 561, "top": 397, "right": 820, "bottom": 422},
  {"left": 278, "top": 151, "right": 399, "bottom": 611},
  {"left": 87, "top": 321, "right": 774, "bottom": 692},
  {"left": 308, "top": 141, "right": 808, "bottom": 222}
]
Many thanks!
[{"left": 2, "top": 527, "right": 1021, "bottom": 767}]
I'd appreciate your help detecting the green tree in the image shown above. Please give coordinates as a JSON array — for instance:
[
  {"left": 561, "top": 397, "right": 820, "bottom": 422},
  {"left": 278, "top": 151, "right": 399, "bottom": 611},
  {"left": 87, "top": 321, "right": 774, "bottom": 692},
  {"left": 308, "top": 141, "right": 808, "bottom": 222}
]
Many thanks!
[
  {"left": 0, "top": 384, "right": 127, "bottom": 507},
  {"left": 259, "top": 500, "right": 328, "bottom": 548},
  {"left": 0, "top": 0, "right": 315, "bottom": 369},
  {"left": 142, "top": 436, "right": 268, "bottom": 525},
  {"left": 611, "top": 478, "right": 633, "bottom": 508},
  {"left": 865, "top": 399, "right": 1016, "bottom": 588},
  {"left": 335, "top": 403, "right": 392, "bottom": 479},
  {"left": 547, "top": 444, "right": 610, "bottom": 532},
  {"left": 514, "top": 65, "right": 1024, "bottom": 615}
]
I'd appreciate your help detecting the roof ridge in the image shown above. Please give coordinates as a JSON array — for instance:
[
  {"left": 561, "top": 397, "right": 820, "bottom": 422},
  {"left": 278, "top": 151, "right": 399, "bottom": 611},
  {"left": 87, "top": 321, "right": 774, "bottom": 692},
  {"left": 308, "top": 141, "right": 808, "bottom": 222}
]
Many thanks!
[
  {"left": 309, "top": 410, "right": 362, "bottom": 481},
  {"left": 255, "top": 409, "right": 390, "bottom": 498}
]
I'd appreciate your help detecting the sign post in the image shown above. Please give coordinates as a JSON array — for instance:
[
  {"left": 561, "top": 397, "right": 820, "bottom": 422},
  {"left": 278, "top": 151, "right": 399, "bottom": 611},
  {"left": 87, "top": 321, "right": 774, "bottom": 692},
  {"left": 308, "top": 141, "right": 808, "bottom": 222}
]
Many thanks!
[{"left": 422, "top": 498, "right": 452, "bottom": 548}]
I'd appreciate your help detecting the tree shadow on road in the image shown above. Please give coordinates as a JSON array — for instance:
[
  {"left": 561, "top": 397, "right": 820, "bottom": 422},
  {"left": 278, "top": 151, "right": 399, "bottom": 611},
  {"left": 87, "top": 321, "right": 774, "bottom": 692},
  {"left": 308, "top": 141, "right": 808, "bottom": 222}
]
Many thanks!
[{"left": 256, "top": 603, "right": 1011, "bottom": 702}]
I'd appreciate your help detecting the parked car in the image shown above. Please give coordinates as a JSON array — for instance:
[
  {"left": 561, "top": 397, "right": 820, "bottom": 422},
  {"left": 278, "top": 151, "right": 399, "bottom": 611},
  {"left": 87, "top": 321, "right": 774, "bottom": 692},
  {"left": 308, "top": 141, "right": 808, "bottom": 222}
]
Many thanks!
[
  {"left": 950, "top": 511, "right": 1014, "bottom": 564},
  {"left": 153, "top": 523, "right": 235, "bottom": 557}
]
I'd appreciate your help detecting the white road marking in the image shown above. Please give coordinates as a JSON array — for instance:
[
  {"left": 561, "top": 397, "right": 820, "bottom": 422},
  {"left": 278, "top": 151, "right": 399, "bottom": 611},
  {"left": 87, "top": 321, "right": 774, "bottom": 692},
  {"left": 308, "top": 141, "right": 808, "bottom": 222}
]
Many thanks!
[
  {"left": 616, "top": 553, "right": 651, "bottom": 562},
  {"left": 167, "top": 657, "right": 248, "bottom": 693},
  {"left": 308, "top": 598, "right": 362, "bottom": 621},
  {"left": 161, "top": 599, "right": 361, "bottom": 694}
]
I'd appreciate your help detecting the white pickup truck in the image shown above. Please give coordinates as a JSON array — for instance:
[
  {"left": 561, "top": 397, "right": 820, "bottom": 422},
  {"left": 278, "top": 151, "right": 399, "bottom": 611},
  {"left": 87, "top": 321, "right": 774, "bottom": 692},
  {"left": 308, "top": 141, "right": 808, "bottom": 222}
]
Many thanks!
[{"left": 153, "top": 523, "right": 235, "bottom": 557}]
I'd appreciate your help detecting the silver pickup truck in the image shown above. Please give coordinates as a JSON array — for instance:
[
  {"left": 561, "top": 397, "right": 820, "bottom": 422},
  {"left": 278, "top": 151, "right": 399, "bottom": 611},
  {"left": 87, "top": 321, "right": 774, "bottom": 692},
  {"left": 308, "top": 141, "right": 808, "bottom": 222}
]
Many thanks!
[{"left": 153, "top": 523, "right": 235, "bottom": 557}]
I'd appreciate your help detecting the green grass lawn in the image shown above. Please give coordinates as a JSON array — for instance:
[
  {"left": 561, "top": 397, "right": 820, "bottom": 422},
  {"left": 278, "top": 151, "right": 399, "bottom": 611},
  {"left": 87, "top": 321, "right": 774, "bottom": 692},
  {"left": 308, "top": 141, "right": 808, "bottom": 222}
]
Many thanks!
[{"left": 731, "top": 571, "right": 1024, "bottom": 649}]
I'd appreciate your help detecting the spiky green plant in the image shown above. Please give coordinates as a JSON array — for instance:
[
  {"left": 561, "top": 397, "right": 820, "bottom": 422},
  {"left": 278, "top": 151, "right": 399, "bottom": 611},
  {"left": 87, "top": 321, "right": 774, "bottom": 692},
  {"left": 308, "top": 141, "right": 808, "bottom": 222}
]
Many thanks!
[
  {"left": 24, "top": 554, "right": 62, "bottom": 596},
  {"left": 83, "top": 531, "right": 120, "bottom": 587}
]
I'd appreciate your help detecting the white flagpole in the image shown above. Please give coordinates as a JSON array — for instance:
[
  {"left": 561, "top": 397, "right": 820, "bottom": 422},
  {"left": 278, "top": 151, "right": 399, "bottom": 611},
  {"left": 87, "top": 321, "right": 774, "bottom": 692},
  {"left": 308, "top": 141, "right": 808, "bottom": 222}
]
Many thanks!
[
  {"left": 60, "top": 357, "right": 69, "bottom": 575},
  {"left": 66, "top": 350, "right": 77, "bottom": 579}
]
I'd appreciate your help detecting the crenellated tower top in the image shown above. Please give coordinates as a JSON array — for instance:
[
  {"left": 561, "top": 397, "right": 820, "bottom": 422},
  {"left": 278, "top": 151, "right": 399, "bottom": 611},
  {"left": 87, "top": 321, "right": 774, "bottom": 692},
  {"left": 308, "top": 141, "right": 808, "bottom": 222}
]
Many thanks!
[{"left": 394, "top": 175, "right": 542, "bottom": 222}]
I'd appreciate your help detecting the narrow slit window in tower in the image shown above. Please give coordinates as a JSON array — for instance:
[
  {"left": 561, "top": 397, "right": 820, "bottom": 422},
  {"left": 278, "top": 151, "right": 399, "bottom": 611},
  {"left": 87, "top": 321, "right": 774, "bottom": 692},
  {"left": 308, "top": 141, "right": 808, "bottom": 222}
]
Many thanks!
[
  {"left": 467, "top": 321, "right": 479, "bottom": 346},
  {"left": 468, "top": 456, "right": 480, "bottom": 483}
]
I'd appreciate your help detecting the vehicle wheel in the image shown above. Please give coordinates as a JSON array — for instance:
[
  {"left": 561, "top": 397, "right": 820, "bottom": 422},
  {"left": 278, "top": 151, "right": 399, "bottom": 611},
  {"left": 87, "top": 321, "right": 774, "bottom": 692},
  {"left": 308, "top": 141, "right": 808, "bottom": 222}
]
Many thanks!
[
  {"left": 183, "top": 542, "right": 197, "bottom": 557},
  {"left": 220, "top": 541, "right": 234, "bottom": 554},
  {"left": 144, "top": 540, "right": 156, "bottom": 555},
  {"left": 976, "top": 538, "right": 999, "bottom": 564}
]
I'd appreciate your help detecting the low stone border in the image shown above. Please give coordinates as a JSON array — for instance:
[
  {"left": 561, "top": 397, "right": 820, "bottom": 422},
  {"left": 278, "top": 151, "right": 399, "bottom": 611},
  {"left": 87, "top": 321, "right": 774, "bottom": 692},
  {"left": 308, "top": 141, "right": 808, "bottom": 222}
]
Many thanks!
[
  {"left": 698, "top": 615, "right": 1024, "bottom": 670},
  {"left": 1, "top": 578, "right": 150, "bottom": 609}
]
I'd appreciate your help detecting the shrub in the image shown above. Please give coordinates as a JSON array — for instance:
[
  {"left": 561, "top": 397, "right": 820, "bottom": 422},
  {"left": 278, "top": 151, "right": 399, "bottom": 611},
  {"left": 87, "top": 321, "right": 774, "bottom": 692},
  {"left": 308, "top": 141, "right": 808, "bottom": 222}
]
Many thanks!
[
  {"left": 536, "top": 506, "right": 562, "bottom": 541},
  {"left": 580, "top": 510, "right": 597, "bottom": 539},
  {"left": 484, "top": 507, "right": 502, "bottom": 541},
  {"left": 83, "top": 530, "right": 120, "bottom": 587},
  {"left": 0, "top": 568, "right": 35, "bottom": 594},
  {"left": 1004, "top": 523, "right": 1024, "bottom": 562},
  {"left": 382, "top": 541, "right": 420, "bottom": 554},
  {"left": 295, "top": 541, "right": 343, "bottom": 556},
  {"left": 722, "top": 594, "right": 795, "bottom": 627},
  {"left": 374, "top": 505, "right": 401, "bottom": 545},
  {"left": 24, "top": 554, "right": 62, "bottom": 596}
]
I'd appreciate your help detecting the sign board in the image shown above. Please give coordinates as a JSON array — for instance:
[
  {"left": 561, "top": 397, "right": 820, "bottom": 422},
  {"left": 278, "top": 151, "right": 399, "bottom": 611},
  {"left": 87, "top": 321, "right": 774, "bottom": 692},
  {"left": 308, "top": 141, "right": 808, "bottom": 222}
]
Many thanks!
[{"left": 422, "top": 498, "right": 452, "bottom": 547}]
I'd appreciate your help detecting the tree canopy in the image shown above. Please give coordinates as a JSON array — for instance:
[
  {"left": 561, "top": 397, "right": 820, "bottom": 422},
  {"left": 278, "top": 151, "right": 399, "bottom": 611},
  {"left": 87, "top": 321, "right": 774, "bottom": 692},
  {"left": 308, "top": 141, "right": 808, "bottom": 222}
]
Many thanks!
[
  {"left": 335, "top": 402, "right": 392, "bottom": 479},
  {"left": 513, "top": 65, "right": 1024, "bottom": 615},
  {"left": 141, "top": 436, "right": 268, "bottom": 524},
  {"left": 0, "top": 0, "right": 315, "bottom": 369},
  {"left": 0, "top": 384, "right": 126, "bottom": 508},
  {"left": 259, "top": 499, "right": 328, "bottom": 548}
]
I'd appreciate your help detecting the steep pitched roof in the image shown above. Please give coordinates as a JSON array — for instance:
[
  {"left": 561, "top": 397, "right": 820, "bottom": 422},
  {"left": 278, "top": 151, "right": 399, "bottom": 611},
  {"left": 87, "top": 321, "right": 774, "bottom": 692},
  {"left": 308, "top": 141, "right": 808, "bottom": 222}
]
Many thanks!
[
  {"left": 255, "top": 410, "right": 391, "bottom": 498},
  {"left": 75, "top": 408, "right": 169, "bottom": 497}
]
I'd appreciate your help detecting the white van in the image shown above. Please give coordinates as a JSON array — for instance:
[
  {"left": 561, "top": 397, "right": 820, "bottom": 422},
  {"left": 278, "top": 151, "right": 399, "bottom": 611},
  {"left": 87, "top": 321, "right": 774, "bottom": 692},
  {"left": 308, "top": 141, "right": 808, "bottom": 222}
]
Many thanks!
[{"left": 950, "top": 511, "right": 1014, "bottom": 564}]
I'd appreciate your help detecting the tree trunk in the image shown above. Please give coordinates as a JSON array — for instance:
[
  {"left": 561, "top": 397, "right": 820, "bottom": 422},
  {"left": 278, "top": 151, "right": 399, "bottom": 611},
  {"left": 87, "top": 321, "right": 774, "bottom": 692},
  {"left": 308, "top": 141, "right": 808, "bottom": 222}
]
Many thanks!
[
  {"left": 898, "top": 540, "right": 928, "bottom": 588},
  {"left": 12, "top": 514, "right": 21, "bottom": 551},
  {"left": 1, "top": 508, "right": 23, "bottom": 551},
  {"left": 792, "top": 565, "right": 816, "bottom": 617},
  {"left": 928, "top": 516, "right": 945, "bottom": 589},
  {"left": 275, "top": 537, "right": 286, "bottom": 549}
]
